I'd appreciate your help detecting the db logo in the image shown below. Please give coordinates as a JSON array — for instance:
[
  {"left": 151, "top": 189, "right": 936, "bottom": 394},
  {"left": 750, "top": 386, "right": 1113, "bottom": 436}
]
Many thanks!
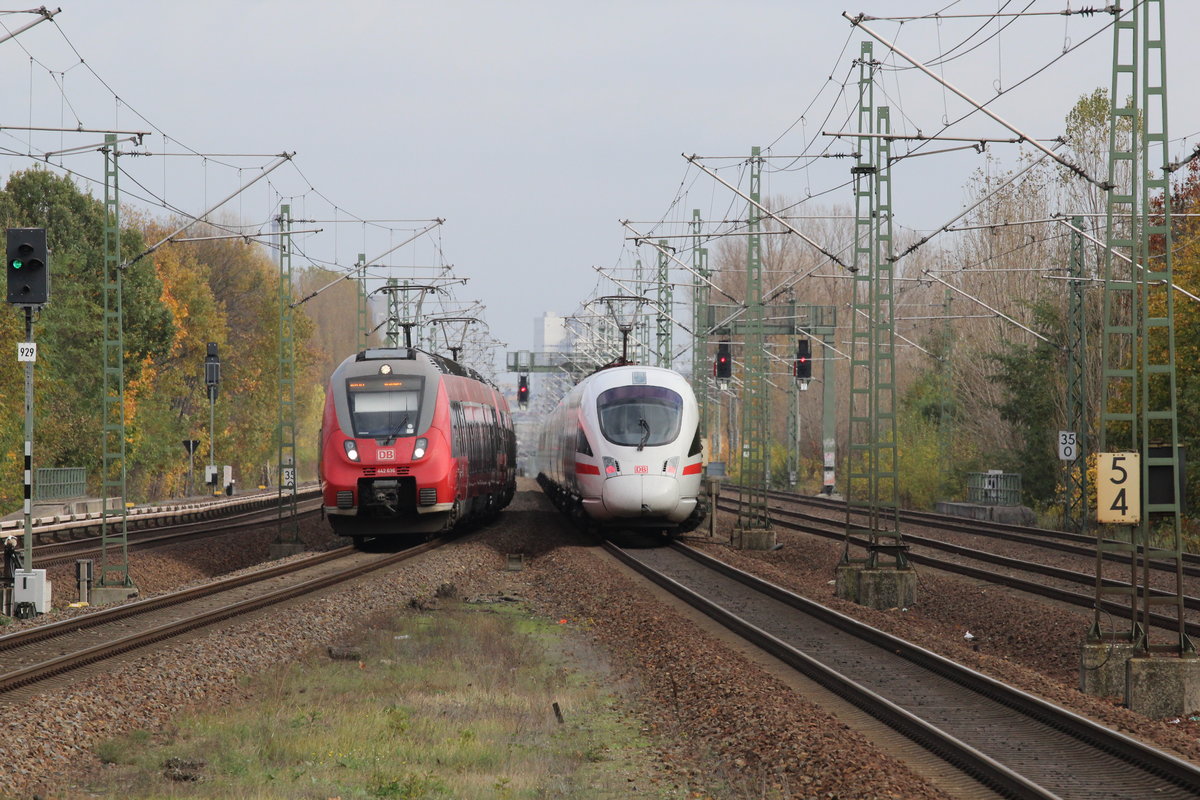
[
  {"left": 378, "top": 449, "right": 396, "bottom": 461},
  {"left": 634, "top": 465, "right": 649, "bottom": 474}
]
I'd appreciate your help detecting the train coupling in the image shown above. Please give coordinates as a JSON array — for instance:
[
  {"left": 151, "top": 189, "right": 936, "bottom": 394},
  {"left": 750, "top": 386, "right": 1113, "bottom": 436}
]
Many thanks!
[{"left": 371, "top": 479, "right": 400, "bottom": 513}]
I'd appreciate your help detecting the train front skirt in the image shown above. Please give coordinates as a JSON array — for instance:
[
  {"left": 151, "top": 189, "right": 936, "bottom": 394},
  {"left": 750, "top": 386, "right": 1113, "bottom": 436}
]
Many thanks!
[{"left": 583, "top": 474, "right": 696, "bottom": 524}]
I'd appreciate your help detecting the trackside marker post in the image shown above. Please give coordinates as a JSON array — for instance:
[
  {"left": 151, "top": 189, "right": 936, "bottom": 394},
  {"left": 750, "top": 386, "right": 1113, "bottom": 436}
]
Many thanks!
[
  {"left": 7, "top": 227, "right": 49, "bottom": 610},
  {"left": 1097, "top": 452, "right": 1140, "bottom": 525}
]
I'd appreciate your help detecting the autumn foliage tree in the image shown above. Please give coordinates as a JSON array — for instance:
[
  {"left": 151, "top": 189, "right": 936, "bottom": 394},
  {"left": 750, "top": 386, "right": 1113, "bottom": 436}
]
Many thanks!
[
  {"left": 0, "top": 168, "right": 172, "bottom": 507},
  {"left": 1155, "top": 159, "right": 1200, "bottom": 505},
  {"left": 0, "top": 169, "right": 330, "bottom": 514},
  {"left": 145, "top": 223, "right": 320, "bottom": 495}
]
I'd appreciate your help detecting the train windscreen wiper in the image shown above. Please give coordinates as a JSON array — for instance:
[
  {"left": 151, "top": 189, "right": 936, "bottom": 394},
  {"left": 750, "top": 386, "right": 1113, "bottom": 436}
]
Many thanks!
[
  {"left": 637, "top": 418, "right": 650, "bottom": 451},
  {"left": 382, "top": 414, "right": 410, "bottom": 444}
]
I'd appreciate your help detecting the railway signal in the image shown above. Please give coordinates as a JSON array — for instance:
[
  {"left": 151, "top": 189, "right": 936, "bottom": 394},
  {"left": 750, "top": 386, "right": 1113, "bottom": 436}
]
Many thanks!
[
  {"left": 204, "top": 342, "right": 221, "bottom": 400},
  {"left": 7, "top": 227, "right": 50, "bottom": 601},
  {"left": 714, "top": 341, "right": 731, "bottom": 379},
  {"left": 6, "top": 228, "right": 48, "bottom": 306},
  {"left": 204, "top": 343, "right": 221, "bottom": 493},
  {"left": 517, "top": 375, "right": 529, "bottom": 409},
  {"left": 794, "top": 339, "right": 811, "bottom": 381}
]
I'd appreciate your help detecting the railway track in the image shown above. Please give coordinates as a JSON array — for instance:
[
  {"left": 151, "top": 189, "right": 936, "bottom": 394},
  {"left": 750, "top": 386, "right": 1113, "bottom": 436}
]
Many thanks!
[
  {"left": 1, "top": 486, "right": 320, "bottom": 547},
  {"left": 744, "top": 484, "right": 1200, "bottom": 575},
  {"left": 0, "top": 537, "right": 441, "bottom": 700},
  {"left": 714, "top": 490, "right": 1200, "bottom": 637},
  {"left": 608, "top": 540, "right": 1200, "bottom": 800},
  {"left": 31, "top": 494, "right": 323, "bottom": 568}
]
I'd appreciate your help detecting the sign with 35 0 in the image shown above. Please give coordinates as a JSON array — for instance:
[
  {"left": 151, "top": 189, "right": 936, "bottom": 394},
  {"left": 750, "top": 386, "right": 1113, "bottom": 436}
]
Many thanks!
[{"left": 1057, "top": 430, "right": 1077, "bottom": 461}]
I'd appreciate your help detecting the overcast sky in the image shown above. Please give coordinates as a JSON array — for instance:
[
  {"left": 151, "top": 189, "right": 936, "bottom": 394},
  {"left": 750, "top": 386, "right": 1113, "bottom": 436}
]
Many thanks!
[{"left": 2, "top": 1, "right": 1199, "bottom": 372}]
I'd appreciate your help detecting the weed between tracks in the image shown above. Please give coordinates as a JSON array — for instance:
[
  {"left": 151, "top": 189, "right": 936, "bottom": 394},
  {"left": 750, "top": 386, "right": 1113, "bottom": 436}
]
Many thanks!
[{"left": 84, "top": 602, "right": 696, "bottom": 799}]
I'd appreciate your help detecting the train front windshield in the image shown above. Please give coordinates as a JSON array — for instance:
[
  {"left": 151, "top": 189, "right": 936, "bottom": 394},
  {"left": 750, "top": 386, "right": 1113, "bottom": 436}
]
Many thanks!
[
  {"left": 346, "top": 376, "right": 424, "bottom": 438},
  {"left": 597, "top": 385, "right": 683, "bottom": 447}
]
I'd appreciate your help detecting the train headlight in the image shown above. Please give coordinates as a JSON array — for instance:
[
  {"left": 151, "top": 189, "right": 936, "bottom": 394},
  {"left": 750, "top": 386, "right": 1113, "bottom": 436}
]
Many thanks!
[
  {"left": 603, "top": 456, "right": 621, "bottom": 476},
  {"left": 662, "top": 456, "right": 679, "bottom": 476},
  {"left": 343, "top": 440, "right": 360, "bottom": 462},
  {"left": 412, "top": 437, "right": 428, "bottom": 460}
]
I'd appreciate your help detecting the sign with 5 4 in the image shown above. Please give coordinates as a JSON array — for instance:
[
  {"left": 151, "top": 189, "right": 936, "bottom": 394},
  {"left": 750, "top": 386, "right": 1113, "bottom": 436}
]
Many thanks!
[{"left": 1097, "top": 452, "right": 1140, "bottom": 524}]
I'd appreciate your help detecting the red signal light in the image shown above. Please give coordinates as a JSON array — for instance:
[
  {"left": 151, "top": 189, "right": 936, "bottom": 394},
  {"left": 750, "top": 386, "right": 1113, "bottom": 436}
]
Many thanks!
[
  {"left": 795, "top": 339, "right": 812, "bottom": 380},
  {"left": 715, "top": 342, "right": 732, "bottom": 378}
]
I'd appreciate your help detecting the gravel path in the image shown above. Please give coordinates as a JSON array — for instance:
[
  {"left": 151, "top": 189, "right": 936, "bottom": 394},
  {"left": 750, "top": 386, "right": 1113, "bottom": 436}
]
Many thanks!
[{"left": 5, "top": 484, "right": 1200, "bottom": 798}]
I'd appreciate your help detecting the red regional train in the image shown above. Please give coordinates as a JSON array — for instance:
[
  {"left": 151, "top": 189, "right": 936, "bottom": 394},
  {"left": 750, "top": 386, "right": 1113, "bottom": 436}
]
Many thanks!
[{"left": 319, "top": 348, "right": 516, "bottom": 543}]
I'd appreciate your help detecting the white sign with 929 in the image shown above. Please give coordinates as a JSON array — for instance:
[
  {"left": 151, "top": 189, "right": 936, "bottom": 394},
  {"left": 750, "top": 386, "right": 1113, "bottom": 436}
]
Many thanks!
[{"left": 16, "top": 342, "right": 35, "bottom": 362}]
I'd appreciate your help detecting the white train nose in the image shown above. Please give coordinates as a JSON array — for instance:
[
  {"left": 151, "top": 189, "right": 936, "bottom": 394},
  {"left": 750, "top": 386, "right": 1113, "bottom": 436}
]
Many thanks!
[{"left": 602, "top": 475, "right": 682, "bottom": 519}]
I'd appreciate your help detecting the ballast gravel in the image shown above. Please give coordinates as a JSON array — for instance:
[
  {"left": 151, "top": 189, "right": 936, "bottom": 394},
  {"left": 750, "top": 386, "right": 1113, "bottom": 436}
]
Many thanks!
[{"left": 4, "top": 483, "right": 1200, "bottom": 799}]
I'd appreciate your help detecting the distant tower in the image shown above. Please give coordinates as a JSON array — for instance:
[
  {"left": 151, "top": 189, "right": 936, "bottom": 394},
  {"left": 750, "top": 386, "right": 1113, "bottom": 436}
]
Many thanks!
[
  {"left": 532, "top": 312, "right": 568, "bottom": 407},
  {"left": 534, "top": 311, "right": 567, "bottom": 353}
]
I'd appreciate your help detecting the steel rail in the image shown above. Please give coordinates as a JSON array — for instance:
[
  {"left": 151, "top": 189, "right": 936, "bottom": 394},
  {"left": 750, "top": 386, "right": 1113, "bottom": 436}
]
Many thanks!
[
  {"left": 3, "top": 486, "right": 322, "bottom": 545},
  {"left": 604, "top": 540, "right": 1200, "bottom": 798},
  {"left": 807, "top": 488, "right": 1200, "bottom": 567},
  {"left": 736, "top": 498, "right": 1198, "bottom": 598},
  {"left": 714, "top": 498, "right": 1200, "bottom": 639},
  {"left": 33, "top": 496, "right": 323, "bottom": 566},
  {"left": 0, "top": 547, "right": 350, "bottom": 654},
  {"left": 0, "top": 539, "right": 441, "bottom": 693},
  {"left": 735, "top": 485, "right": 1200, "bottom": 574}
]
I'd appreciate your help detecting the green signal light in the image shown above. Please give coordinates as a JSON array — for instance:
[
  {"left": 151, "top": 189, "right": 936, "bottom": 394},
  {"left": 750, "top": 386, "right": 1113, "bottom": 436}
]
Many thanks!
[{"left": 10, "top": 259, "right": 22, "bottom": 270}]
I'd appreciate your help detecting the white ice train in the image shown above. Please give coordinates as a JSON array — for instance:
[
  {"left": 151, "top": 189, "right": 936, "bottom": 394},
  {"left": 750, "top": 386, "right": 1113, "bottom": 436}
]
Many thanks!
[{"left": 536, "top": 364, "right": 707, "bottom": 534}]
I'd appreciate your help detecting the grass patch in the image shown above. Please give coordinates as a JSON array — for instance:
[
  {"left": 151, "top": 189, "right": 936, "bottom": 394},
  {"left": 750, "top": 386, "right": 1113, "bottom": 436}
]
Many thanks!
[{"left": 82, "top": 601, "right": 697, "bottom": 799}]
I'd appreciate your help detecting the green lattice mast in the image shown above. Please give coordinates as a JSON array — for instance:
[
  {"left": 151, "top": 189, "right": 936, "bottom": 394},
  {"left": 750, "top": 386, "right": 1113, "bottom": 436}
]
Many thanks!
[
  {"left": 656, "top": 240, "right": 672, "bottom": 368},
  {"left": 690, "top": 210, "right": 710, "bottom": 443},
  {"left": 99, "top": 133, "right": 133, "bottom": 589},
  {"left": 844, "top": 43, "right": 904, "bottom": 569},
  {"left": 735, "top": 146, "right": 771, "bottom": 540},
  {"left": 276, "top": 204, "right": 300, "bottom": 544},
  {"left": 1093, "top": 0, "right": 1190, "bottom": 655},
  {"left": 356, "top": 252, "right": 368, "bottom": 347},
  {"left": 1064, "top": 217, "right": 1089, "bottom": 534}
]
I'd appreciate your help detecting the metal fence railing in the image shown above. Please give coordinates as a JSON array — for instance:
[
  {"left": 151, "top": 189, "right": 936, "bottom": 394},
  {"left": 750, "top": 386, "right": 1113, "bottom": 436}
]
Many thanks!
[
  {"left": 35, "top": 467, "right": 86, "bottom": 501},
  {"left": 967, "top": 471, "right": 1022, "bottom": 506}
]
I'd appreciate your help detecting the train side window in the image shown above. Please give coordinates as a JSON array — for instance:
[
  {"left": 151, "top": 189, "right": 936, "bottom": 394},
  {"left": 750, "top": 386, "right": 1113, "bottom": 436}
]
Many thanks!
[
  {"left": 468, "top": 406, "right": 480, "bottom": 472},
  {"left": 688, "top": 425, "right": 702, "bottom": 457},
  {"left": 485, "top": 406, "right": 497, "bottom": 462},
  {"left": 450, "top": 402, "right": 463, "bottom": 458},
  {"left": 576, "top": 428, "right": 593, "bottom": 456},
  {"left": 475, "top": 421, "right": 483, "bottom": 467}
]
